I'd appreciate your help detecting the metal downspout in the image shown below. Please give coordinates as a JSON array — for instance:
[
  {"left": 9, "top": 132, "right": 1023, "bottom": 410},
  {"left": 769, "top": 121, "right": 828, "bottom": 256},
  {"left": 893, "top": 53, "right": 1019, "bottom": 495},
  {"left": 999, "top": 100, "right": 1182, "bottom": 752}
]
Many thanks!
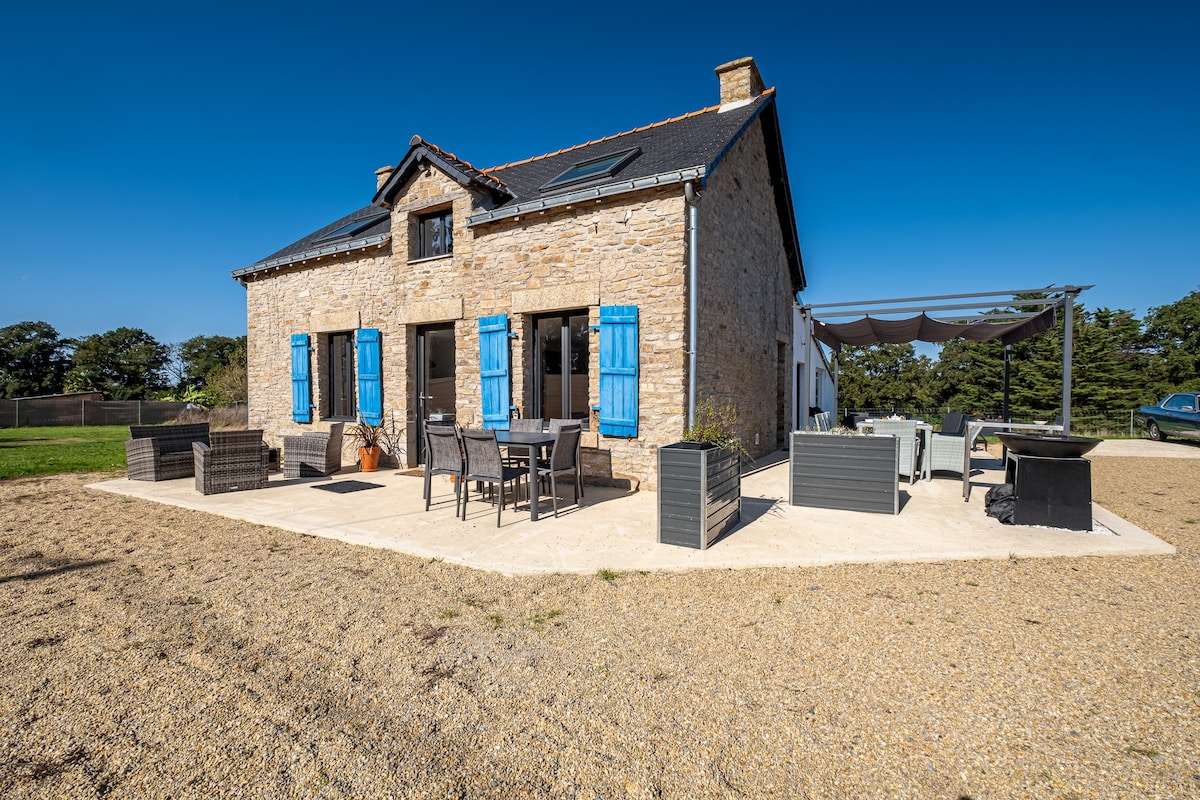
[{"left": 685, "top": 182, "right": 700, "bottom": 430}]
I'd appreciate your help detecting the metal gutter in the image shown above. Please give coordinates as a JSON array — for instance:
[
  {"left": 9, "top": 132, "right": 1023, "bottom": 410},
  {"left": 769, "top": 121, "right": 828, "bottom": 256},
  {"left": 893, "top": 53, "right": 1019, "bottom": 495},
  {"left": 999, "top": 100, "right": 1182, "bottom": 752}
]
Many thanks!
[
  {"left": 467, "top": 167, "right": 707, "bottom": 226},
  {"left": 231, "top": 233, "right": 391, "bottom": 279}
]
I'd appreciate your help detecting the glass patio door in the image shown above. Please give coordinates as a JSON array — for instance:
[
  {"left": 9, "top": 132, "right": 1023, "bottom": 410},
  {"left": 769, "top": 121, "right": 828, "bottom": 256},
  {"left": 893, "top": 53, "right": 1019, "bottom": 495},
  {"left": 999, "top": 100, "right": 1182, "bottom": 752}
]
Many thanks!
[
  {"left": 415, "top": 324, "right": 456, "bottom": 464},
  {"left": 534, "top": 311, "right": 590, "bottom": 424}
]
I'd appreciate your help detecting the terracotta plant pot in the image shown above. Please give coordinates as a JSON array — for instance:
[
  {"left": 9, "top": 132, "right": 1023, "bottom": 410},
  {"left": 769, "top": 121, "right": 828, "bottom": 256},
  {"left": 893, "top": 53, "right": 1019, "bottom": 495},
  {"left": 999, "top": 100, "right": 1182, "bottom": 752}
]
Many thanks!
[{"left": 358, "top": 446, "right": 381, "bottom": 473}]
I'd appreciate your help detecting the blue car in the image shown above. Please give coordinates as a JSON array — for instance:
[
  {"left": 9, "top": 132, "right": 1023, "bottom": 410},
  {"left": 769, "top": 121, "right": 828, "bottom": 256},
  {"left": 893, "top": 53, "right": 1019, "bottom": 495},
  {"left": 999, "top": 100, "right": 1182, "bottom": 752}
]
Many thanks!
[{"left": 1137, "top": 393, "right": 1200, "bottom": 442}]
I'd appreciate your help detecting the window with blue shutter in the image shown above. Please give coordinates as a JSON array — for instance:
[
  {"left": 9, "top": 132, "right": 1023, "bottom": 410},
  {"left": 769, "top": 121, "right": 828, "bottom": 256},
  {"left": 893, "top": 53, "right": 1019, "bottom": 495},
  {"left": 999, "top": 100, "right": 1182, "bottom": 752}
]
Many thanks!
[
  {"left": 478, "top": 314, "right": 511, "bottom": 430},
  {"left": 598, "top": 305, "right": 638, "bottom": 437},
  {"left": 355, "top": 328, "right": 382, "bottom": 425},
  {"left": 291, "top": 333, "right": 312, "bottom": 423}
]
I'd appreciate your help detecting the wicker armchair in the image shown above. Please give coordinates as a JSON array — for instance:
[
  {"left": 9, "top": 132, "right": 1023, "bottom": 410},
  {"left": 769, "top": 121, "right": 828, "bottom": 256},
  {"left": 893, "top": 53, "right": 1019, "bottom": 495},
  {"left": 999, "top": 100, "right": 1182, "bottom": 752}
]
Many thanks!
[
  {"left": 871, "top": 419, "right": 921, "bottom": 484},
  {"left": 283, "top": 423, "right": 344, "bottom": 478},
  {"left": 126, "top": 423, "right": 210, "bottom": 481},
  {"left": 928, "top": 412, "right": 970, "bottom": 475},
  {"left": 193, "top": 430, "right": 270, "bottom": 495}
]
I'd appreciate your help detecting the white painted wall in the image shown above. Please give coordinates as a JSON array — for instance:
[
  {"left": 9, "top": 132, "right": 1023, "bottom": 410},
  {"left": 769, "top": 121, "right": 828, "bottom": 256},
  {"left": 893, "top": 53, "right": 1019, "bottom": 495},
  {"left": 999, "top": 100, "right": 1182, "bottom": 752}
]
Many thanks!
[{"left": 793, "top": 305, "right": 837, "bottom": 430}]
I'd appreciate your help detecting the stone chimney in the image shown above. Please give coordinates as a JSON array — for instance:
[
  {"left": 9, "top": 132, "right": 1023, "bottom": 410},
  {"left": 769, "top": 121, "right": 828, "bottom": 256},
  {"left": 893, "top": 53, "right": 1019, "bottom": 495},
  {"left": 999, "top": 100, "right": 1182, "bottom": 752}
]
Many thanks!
[
  {"left": 715, "top": 57, "right": 765, "bottom": 107},
  {"left": 374, "top": 165, "right": 395, "bottom": 191}
]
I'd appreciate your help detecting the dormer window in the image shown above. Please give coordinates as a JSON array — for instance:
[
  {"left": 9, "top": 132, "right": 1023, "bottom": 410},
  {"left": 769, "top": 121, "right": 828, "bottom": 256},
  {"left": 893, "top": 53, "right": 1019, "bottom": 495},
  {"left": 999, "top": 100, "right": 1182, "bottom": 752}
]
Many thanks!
[
  {"left": 540, "top": 147, "right": 641, "bottom": 193},
  {"left": 314, "top": 213, "right": 388, "bottom": 244},
  {"left": 417, "top": 209, "right": 453, "bottom": 258}
]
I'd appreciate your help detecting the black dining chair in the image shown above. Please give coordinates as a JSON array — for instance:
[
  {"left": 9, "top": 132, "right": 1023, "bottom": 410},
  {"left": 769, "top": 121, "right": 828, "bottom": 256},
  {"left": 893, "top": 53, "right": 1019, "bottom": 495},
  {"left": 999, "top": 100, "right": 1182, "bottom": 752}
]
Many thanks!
[
  {"left": 504, "top": 417, "right": 545, "bottom": 468},
  {"left": 537, "top": 424, "right": 582, "bottom": 517},
  {"left": 460, "top": 429, "right": 527, "bottom": 527},
  {"left": 548, "top": 419, "right": 584, "bottom": 498},
  {"left": 423, "top": 424, "right": 464, "bottom": 514}
]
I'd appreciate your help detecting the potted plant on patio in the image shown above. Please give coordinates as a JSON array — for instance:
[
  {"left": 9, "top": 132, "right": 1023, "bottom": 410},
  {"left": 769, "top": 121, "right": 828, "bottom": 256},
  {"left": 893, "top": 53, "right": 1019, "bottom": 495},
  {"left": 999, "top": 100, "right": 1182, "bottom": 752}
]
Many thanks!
[
  {"left": 345, "top": 413, "right": 402, "bottom": 473},
  {"left": 657, "top": 399, "right": 746, "bottom": 549}
]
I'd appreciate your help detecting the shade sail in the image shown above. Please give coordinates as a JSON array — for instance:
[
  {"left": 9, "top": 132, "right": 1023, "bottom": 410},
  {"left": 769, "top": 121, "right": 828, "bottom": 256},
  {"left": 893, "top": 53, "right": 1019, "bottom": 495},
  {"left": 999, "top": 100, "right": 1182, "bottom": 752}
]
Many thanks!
[{"left": 811, "top": 307, "right": 1057, "bottom": 349}]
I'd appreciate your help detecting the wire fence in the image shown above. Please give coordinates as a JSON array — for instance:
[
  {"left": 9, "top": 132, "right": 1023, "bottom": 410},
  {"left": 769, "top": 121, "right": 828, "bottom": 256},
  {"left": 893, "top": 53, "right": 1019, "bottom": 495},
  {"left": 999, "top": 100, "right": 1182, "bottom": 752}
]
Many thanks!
[
  {"left": 0, "top": 398, "right": 189, "bottom": 428},
  {"left": 839, "top": 407, "right": 1145, "bottom": 438}
]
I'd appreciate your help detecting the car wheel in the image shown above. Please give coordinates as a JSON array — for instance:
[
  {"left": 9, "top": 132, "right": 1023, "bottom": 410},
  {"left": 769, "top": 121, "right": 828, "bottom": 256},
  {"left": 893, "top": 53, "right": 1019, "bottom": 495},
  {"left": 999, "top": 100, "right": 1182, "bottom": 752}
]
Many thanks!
[{"left": 1148, "top": 420, "right": 1168, "bottom": 442}]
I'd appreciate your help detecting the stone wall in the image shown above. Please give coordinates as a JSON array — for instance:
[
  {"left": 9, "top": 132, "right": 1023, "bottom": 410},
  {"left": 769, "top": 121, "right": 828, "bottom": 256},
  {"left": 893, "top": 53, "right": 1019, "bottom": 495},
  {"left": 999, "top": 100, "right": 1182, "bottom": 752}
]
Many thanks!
[
  {"left": 245, "top": 173, "right": 691, "bottom": 488},
  {"left": 695, "top": 116, "right": 794, "bottom": 456},
  {"left": 457, "top": 189, "right": 689, "bottom": 489},
  {"left": 244, "top": 115, "right": 793, "bottom": 488}
]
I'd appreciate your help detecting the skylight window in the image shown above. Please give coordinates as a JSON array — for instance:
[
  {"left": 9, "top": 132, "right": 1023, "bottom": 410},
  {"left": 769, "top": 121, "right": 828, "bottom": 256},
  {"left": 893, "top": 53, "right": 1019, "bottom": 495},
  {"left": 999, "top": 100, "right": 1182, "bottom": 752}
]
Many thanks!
[
  {"left": 314, "top": 213, "right": 388, "bottom": 243},
  {"left": 540, "top": 147, "right": 641, "bottom": 192}
]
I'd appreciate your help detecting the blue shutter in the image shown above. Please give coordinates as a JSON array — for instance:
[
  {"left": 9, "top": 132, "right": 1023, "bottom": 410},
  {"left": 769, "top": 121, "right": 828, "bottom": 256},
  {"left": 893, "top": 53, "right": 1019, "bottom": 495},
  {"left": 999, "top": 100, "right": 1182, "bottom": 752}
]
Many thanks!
[
  {"left": 355, "top": 328, "right": 383, "bottom": 425},
  {"left": 478, "top": 314, "right": 511, "bottom": 430},
  {"left": 599, "top": 305, "right": 638, "bottom": 437},
  {"left": 291, "top": 333, "right": 312, "bottom": 423}
]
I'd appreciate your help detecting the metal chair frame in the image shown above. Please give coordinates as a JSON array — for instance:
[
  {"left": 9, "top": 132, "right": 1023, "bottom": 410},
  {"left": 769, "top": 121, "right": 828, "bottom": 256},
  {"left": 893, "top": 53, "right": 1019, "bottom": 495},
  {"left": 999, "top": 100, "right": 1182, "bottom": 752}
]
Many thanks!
[{"left": 460, "top": 429, "right": 527, "bottom": 527}]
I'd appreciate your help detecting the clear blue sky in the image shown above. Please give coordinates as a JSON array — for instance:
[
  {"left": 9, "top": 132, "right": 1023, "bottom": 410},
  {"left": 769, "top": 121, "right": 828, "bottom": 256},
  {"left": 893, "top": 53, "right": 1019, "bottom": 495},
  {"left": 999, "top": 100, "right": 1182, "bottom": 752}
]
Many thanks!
[{"left": 2, "top": 1, "right": 1196, "bottom": 347}]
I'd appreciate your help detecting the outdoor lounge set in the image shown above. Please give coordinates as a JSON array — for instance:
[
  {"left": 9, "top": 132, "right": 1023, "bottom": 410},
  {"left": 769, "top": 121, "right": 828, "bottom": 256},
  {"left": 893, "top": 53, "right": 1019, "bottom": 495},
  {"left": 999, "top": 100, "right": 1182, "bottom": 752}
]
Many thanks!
[{"left": 126, "top": 423, "right": 272, "bottom": 495}]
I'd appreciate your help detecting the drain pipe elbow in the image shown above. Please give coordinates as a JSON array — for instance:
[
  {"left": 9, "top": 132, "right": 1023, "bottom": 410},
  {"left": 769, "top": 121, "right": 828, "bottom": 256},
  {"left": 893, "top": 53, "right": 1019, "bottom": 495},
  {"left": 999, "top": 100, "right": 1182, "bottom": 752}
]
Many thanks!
[{"left": 684, "top": 182, "right": 701, "bottom": 430}]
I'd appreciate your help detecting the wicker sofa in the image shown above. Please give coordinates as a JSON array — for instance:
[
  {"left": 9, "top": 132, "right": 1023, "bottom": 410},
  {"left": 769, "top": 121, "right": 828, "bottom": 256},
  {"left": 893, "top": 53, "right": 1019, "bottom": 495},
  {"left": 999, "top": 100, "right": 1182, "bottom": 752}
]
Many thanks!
[
  {"left": 283, "top": 422, "right": 344, "bottom": 478},
  {"left": 126, "top": 423, "right": 210, "bottom": 481},
  {"left": 193, "top": 430, "right": 270, "bottom": 495}
]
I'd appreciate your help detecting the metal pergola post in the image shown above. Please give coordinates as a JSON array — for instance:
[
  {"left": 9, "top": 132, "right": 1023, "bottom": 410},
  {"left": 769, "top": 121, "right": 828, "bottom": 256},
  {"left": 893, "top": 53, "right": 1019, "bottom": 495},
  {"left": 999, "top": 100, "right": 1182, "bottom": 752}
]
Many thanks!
[{"left": 1061, "top": 289, "right": 1078, "bottom": 437}]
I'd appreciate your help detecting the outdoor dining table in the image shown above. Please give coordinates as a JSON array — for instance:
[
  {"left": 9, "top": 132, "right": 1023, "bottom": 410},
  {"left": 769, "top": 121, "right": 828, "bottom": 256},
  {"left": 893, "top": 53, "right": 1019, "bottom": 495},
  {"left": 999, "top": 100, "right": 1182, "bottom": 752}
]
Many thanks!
[{"left": 494, "top": 430, "right": 558, "bottom": 521}]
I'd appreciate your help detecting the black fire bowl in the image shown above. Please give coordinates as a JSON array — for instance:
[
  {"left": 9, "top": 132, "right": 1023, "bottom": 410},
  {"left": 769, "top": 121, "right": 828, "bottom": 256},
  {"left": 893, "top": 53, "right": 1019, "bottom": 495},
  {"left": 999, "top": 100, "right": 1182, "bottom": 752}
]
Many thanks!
[{"left": 997, "top": 433, "right": 1103, "bottom": 459}]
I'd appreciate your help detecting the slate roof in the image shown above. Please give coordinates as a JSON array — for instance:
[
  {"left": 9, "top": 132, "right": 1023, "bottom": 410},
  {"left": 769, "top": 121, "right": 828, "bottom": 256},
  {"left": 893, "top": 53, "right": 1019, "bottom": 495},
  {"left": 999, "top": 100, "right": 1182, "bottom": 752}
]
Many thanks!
[
  {"left": 477, "top": 92, "right": 774, "bottom": 218},
  {"left": 235, "top": 89, "right": 803, "bottom": 289},
  {"left": 234, "top": 207, "right": 391, "bottom": 277},
  {"left": 373, "top": 135, "right": 510, "bottom": 206}
]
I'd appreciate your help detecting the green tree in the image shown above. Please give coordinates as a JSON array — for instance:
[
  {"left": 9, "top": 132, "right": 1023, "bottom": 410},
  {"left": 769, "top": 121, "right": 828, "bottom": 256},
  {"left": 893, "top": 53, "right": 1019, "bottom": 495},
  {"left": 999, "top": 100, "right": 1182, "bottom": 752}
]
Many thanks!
[
  {"left": 1143, "top": 287, "right": 1200, "bottom": 391},
  {"left": 64, "top": 327, "right": 170, "bottom": 400},
  {"left": 204, "top": 340, "right": 248, "bottom": 405},
  {"left": 932, "top": 337, "right": 1006, "bottom": 415},
  {"left": 1072, "top": 308, "right": 1154, "bottom": 409},
  {"left": 931, "top": 301, "right": 1152, "bottom": 419},
  {"left": 176, "top": 334, "right": 246, "bottom": 390},
  {"left": 0, "top": 321, "right": 71, "bottom": 398},
  {"left": 836, "top": 343, "right": 935, "bottom": 411}
]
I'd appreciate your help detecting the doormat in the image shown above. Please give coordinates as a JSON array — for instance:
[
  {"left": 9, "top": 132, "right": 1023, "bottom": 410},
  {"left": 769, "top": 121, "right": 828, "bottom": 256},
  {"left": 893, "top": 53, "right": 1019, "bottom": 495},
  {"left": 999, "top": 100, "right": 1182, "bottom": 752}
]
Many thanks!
[{"left": 311, "top": 480, "right": 384, "bottom": 494}]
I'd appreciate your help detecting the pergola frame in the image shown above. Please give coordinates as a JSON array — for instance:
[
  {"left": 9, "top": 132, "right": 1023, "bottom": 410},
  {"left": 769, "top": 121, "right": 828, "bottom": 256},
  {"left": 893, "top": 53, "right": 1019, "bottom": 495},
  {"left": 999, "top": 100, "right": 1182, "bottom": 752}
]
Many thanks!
[{"left": 798, "top": 285, "right": 1093, "bottom": 435}]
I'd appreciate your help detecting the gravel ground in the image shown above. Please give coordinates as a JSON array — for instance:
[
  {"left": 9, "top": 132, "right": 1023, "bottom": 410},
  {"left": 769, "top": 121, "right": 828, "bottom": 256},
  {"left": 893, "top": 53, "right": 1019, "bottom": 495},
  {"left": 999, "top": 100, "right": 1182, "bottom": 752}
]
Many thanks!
[{"left": 1, "top": 453, "right": 1197, "bottom": 799}]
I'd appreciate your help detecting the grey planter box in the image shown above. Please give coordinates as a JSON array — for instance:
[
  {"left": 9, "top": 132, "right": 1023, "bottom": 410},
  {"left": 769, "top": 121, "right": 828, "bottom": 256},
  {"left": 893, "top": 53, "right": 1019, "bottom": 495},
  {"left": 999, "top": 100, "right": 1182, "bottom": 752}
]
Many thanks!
[
  {"left": 789, "top": 432, "right": 900, "bottom": 515},
  {"left": 658, "top": 442, "right": 742, "bottom": 549}
]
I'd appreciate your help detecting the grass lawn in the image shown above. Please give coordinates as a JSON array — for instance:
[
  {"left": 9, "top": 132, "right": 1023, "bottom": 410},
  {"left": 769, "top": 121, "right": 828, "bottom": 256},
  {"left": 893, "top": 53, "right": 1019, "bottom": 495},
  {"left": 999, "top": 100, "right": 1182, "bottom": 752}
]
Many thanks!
[{"left": 0, "top": 426, "right": 129, "bottom": 479}]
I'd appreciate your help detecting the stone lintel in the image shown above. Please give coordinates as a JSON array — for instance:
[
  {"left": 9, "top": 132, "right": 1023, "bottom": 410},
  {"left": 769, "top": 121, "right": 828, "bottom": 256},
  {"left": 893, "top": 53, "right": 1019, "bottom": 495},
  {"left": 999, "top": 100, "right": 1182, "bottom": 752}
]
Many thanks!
[
  {"left": 310, "top": 310, "right": 361, "bottom": 332},
  {"left": 512, "top": 282, "right": 600, "bottom": 314},
  {"left": 395, "top": 298, "right": 464, "bottom": 325}
]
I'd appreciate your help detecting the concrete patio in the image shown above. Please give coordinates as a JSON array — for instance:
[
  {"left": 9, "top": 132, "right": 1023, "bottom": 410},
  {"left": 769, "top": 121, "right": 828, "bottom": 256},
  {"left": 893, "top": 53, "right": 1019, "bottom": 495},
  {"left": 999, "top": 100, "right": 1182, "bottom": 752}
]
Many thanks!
[{"left": 87, "top": 438, "right": 1179, "bottom": 575}]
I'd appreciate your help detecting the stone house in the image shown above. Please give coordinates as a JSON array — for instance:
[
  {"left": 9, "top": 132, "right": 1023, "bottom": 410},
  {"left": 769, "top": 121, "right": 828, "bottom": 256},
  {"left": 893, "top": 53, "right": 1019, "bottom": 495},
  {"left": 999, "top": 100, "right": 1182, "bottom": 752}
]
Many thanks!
[{"left": 232, "top": 57, "right": 804, "bottom": 490}]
